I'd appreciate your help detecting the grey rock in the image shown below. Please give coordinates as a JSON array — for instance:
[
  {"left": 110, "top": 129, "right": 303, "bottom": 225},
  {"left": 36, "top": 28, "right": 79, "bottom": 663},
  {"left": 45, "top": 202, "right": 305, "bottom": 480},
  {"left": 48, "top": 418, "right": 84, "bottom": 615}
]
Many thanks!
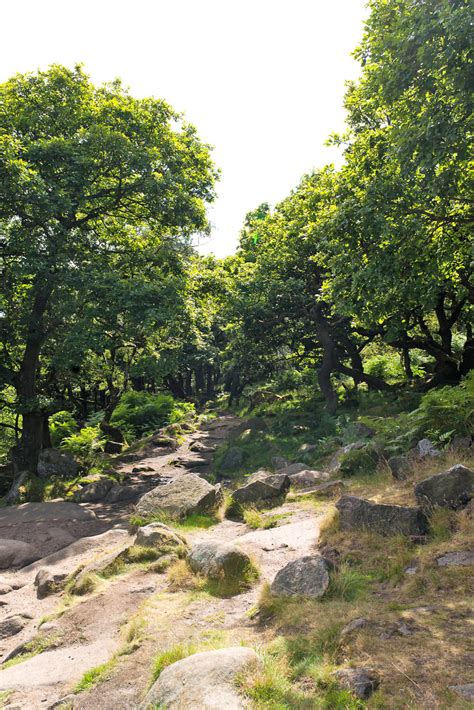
[
  {"left": 188, "top": 541, "right": 252, "bottom": 580},
  {"left": 415, "top": 465, "right": 474, "bottom": 511},
  {"left": 451, "top": 435, "right": 472, "bottom": 452},
  {"left": 0, "top": 501, "right": 96, "bottom": 524},
  {"left": 292, "top": 480, "right": 345, "bottom": 499},
  {"left": 74, "top": 478, "right": 113, "bottom": 502},
  {"left": 410, "top": 438, "right": 440, "bottom": 460},
  {"left": 37, "top": 448, "right": 79, "bottom": 479},
  {"left": 278, "top": 462, "right": 307, "bottom": 476},
  {"left": 141, "top": 646, "right": 261, "bottom": 709},
  {"left": 105, "top": 484, "right": 138, "bottom": 503},
  {"left": 341, "top": 618, "right": 368, "bottom": 636},
  {"left": 437, "top": 551, "right": 474, "bottom": 567},
  {"left": 449, "top": 684, "right": 474, "bottom": 701},
  {"left": 353, "top": 423, "right": 376, "bottom": 439},
  {"left": 135, "top": 522, "right": 186, "bottom": 550},
  {"left": 289, "top": 469, "right": 330, "bottom": 488},
  {"left": 271, "top": 555, "right": 329, "bottom": 598},
  {"left": 388, "top": 456, "right": 410, "bottom": 480},
  {"left": 333, "top": 668, "right": 380, "bottom": 699},
  {"left": 271, "top": 456, "right": 288, "bottom": 471},
  {"left": 0, "top": 539, "right": 38, "bottom": 570},
  {"left": 336, "top": 496, "right": 429, "bottom": 537},
  {"left": 0, "top": 614, "right": 28, "bottom": 640},
  {"left": 136, "top": 474, "right": 223, "bottom": 520},
  {"left": 34, "top": 569, "right": 68, "bottom": 598},
  {"left": 220, "top": 447, "right": 245, "bottom": 470},
  {"left": 232, "top": 474, "right": 290, "bottom": 505}
]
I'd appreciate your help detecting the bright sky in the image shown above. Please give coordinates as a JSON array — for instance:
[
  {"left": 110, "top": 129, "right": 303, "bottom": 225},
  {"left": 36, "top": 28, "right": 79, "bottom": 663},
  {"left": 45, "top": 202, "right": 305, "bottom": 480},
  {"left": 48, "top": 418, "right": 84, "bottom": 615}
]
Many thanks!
[{"left": 1, "top": 0, "right": 368, "bottom": 257}]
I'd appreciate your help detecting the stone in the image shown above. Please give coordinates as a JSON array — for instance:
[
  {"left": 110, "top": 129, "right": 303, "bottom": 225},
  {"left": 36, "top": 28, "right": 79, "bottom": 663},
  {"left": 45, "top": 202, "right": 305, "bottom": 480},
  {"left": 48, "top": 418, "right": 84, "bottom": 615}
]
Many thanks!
[
  {"left": 414, "top": 465, "right": 474, "bottom": 511},
  {"left": 410, "top": 438, "right": 440, "bottom": 460},
  {"left": 188, "top": 541, "right": 252, "bottom": 580},
  {"left": 34, "top": 569, "right": 68, "bottom": 598},
  {"left": 330, "top": 442, "right": 366, "bottom": 471},
  {"left": 278, "top": 462, "right": 307, "bottom": 476},
  {"left": 336, "top": 496, "right": 429, "bottom": 537},
  {"left": 333, "top": 668, "right": 380, "bottom": 699},
  {"left": 190, "top": 441, "right": 215, "bottom": 454},
  {"left": 271, "top": 456, "right": 288, "bottom": 471},
  {"left": 232, "top": 473, "right": 290, "bottom": 505},
  {"left": 220, "top": 447, "right": 244, "bottom": 470},
  {"left": 105, "top": 484, "right": 138, "bottom": 503},
  {"left": 292, "top": 480, "right": 345, "bottom": 499},
  {"left": 271, "top": 555, "right": 329, "bottom": 598},
  {"left": 141, "top": 646, "right": 261, "bottom": 710},
  {"left": 0, "top": 539, "right": 38, "bottom": 569},
  {"left": 0, "top": 615, "right": 28, "bottom": 640},
  {"left": 135, "top": 522, "right": 186, "bottom": 550},
  {"left": 437, "top": 551, "right": 474, "bottom": 567},
  {"left": 0, "top": 501, "right": 95, "bottom": 525},
  {"left": 353, "top": 423, "right": 376, "bottom": 439},
  {"left": 37, "top": 448, "right": 79, "bottom": 479},
  {"left": 388, "top": 456, "right": 410, "bottom": 480},
  {"left": 136, "top": 474, "right": 223, "bottom": 520},
  {"left": 341, "top": 618, "right": 368, "bottom": 636},
  {"left": 451, "top": 435, "right": 472, "bottom": 452},
  {"left": 449, "top": 684, "right": 474, "bottom": 701},
  {"left": 74, "top": 478, "right": 113, "bottom": 503},
  {"left": 288, "top": 469, "right": 330, "bottom": 488}
]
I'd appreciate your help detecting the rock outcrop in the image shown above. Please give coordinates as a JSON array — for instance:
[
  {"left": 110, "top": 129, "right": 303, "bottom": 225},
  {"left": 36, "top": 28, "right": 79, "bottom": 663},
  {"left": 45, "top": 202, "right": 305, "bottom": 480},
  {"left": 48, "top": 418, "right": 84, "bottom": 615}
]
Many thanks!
[
  {"left": 141, "top": 647, "right": 261, "bottom": 709},
  {"left": 332, "top": 667, "right": 380, "bottom": 699},
  {"left": 336, "top": 496, "right": 429, "bottom": 537},
  {"left": 136, "top": 474, "right": 223, "bottom": 520},
  {"left": 188, "top": 541, "right": 252, "bottom": 580},
  {"left": 414, "top": 465, "right": 474, "bottom": 510},
  {"left": 37, "top": 448, "right": 78, "bottom": 479},
  {"left": 271, "top": 555, "right": 329, "bottom": 598}
]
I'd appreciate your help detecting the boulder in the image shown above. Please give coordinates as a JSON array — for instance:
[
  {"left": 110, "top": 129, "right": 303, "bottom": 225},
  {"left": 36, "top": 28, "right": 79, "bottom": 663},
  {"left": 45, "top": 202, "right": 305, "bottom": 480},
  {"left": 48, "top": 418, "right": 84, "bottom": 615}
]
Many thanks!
[
  {"left": 332, "top": 668, "right": 380, "bottom": 699},
  {"left": 271, "top": 555, "right": 329, "bottom": 598},
  {"left": 0, "top": 501, "right": 95, "bottom": 525},
  {"left": 141, "top": 646, "right": 261, "bottom": 710},
  {"left": 37, "top": 448, "right": 79, "bottom": 479},
  {"left": 136, "top": 474, "right": 223, "bottom": 520},
  {"left": 289, "top": 469, "right": 330, "bottom": 488},
  {"left": 388, "top": 456, "right": 410, "bottom": 481},
  {"left": 232, "top": 473, "right": 290, "bottom": 506},
  {"left": 74, "top": 478, "right": 113, "bottom": 503},
  {"left": 135, "top": 522, "right": 186, "bottom": 550},
  {"left": 235, "top": 417, "right": 268, "bottom": 434},
  {"left": 220, "top": 447, "right": 244, "bottom": 470},
  {"left": 271, "top": 456, "right": 288, "bottom": 471},
  {"left": 449, "top": 684, "right": 474, "bottom": 701},
  {"left": 336, "top": 496, "right": 429, "bottom": 537},
  {"left": 352, "top": 423, "right": 376, "bottom": 439},
  {"left": 410, "top": 438, "right": 440, "bottom": 460},
  {"left": 105, "top": 484, "right": 138, "bottom": 503},
  {"left": 451, "top": 435, "right": 472, "bottom": 452},
  {"left": 0, "top": 539, "right": 38, "bottom": 569},
  {"left": 188, "top": 541, "right": 252, "bottom": 580},
  {"left": 34, "top": 569, "right": 68, "bottom": 598},
  {"left": 278, "top": 462, "right": 307, "bottom": 476},
  {"left": 414, "top": 465, "right": 474, "bottom": 511},
  {"left": 437, "top": 551, "right": 474, "bottom": 567},
  {"left": 0, "top": 614, "right": 28, "bottom": 640}
]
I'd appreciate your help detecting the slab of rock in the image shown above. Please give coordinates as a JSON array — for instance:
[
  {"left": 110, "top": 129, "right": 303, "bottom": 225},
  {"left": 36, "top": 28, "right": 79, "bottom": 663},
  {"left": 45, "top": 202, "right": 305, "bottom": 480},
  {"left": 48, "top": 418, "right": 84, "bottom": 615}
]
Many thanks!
[
  {"left": 37, "top": 448, "right": 79, "bottom": 479},
  {"left": 289, "top": 469, "right": 330, "bottom": 488},
  {"left": 0, "top": 539, "right": 38, "bottom": 569},
  {"left": 232, "top": 473, "right": 290, "bottom": 505},
  {"left": 188, "top": 541, "right": 252, "bottom": 580},
  {"left": 292, "top": 480, "right": 345, "bottom": 499},
  {"left": 271, "top": 555, "right": 329, "bottom": 598},
  {"left": 34, "top": 569, "right": 68, "bottom": 598},
  {"left": 451, "top": 435, "right": 473, "bottom": 452},
  {"left": 388, "top": 456, "right": 410, "bottom": 480},
  {"left": 190, "top": 441, "right": 216, "bottom": 454},
  {"left": 437, "top": 551, "right": 474, "bottom": 567},
  {"left": 336, "top": 496, "right": 429, "bottom": 537},
  {"left": 220, "top": 447, "right": 244, "bottom": 470},
  {"left": 141, "top": 647, "right": 261, "bottom": 710},
  {"left": 341, "top": 618, "right": 368, "bottom": 636},
  {"left": 414, "top": 465, "right": 474, "bottom": 510},
  {"left": 0, "top": 614, "right": 28, "bottom": 640},
  {"left": 135, "top": 522, "right": 186, "bottom": 550},
  {"left": 74, "top": 478, "right": 113, "bottom": 502},
  {"left": 105, "top": 484, "right": 138, "bottom": 503},
  {"left": 271, "top": 456, "right": 288, "bottom": 471},
  {"left": 0, "top": 501, "right": 96, "bottom": 525},
  {"left": 332, "top": 668, "right": 380, "bottom": 699},
  {"left": 278, "top": 462, "right": 307, "bottom": 476},
  {"left": 136, "top": 474, "right": 223, "bottom": 520},
  {"left": 449, "top": 684, "right": 474, "bottom": 701}
]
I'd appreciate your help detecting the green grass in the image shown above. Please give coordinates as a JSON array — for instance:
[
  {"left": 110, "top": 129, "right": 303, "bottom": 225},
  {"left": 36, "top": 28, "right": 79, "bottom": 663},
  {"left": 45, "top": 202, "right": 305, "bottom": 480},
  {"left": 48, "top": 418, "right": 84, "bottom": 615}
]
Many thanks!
[
  {"left": 325, "top": 564, "right": 370, "bottom": 602},
  {"left": 1, "top": 634, "right": 61, "bottom": 669},
  {"left": 130, "top": 511, "right": 219, "bottom": 532},
  {"left": 74, "top": 658, "right": 117, "bottom": 692},
  {"left": 243, "top": 507, "right": 288, "bottom": 529}
]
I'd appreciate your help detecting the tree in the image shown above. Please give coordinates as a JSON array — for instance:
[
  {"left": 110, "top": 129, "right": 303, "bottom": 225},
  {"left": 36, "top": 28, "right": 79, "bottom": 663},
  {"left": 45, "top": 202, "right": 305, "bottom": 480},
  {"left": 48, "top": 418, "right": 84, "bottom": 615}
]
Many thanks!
[{"left": 0, "top": 65, "right": 216, "bottom": 477}]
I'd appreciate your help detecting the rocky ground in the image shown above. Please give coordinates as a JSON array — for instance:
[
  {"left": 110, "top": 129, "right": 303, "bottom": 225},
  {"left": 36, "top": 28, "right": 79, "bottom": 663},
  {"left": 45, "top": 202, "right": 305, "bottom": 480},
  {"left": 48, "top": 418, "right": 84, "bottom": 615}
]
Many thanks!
[{"left": 0, "top": 413, "right": 472, "bottom": 709}]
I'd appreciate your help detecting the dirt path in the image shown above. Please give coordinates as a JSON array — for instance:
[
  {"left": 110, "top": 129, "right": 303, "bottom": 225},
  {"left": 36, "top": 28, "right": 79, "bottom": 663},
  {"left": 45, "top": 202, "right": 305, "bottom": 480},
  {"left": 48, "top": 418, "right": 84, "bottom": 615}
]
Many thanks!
[{"left": 0, "top": 414, "right": 326, "bottom": 709}]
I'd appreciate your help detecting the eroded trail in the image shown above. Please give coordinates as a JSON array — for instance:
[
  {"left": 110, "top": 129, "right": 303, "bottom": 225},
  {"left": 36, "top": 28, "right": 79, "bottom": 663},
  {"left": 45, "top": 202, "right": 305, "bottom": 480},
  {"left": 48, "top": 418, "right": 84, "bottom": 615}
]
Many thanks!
[{"left": 0, "top": 414, "right": 325, "bottom": 709}]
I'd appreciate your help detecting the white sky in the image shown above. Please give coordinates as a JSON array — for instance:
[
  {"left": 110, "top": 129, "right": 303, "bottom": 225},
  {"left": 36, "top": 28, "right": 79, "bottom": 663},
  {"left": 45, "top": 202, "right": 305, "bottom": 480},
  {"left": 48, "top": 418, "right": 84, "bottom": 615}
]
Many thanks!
[{"left": 1, "top": 0, "right": 368, "bottom": 256}]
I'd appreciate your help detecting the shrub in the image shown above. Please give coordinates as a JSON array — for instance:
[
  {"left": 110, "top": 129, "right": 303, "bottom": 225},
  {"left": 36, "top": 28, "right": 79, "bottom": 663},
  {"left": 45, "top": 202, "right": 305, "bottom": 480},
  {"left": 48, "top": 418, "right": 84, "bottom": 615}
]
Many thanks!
[
  {"left": 338, "top": 445, "right": 378, "bottom": 478},
  {"left": 111, "top": 391, "right": 194, "bottom": 441},
  {"left": 60, "top": 425, "right": 105, "bottom": 461},
  {"left": 417, "top": 372, "right": 474, "bottom": 441},
  {"left": 49, "top": 411, "right": 78, "bottom": 447}
]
